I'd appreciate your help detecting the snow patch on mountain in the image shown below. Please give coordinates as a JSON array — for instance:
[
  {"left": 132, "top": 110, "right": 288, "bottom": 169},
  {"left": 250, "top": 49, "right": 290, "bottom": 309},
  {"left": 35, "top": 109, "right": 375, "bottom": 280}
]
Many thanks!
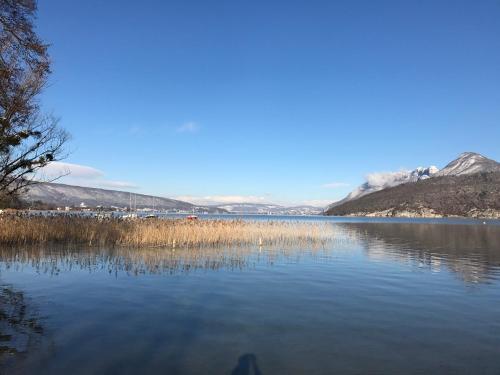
[
  {"left": 436, "top": 152, "right": 500, "bottom": 176},
  {"left": 214, "top": 203, "right": 323, "bottom": 215},
  {"left": 325, "top": 152, "right": 500, "bottom": 212},
  {"left": 327, "top": 165, "right": 439, "bottom": 210},
  {"left": 23, "top": 182, "right": 219, "bottom": 212}
]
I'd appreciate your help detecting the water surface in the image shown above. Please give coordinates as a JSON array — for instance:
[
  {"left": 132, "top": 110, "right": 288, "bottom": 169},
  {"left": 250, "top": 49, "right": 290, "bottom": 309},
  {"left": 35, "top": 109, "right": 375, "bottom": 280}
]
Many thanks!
[{"left": 1, "top": 219, "right": 500, "bottom": 374}]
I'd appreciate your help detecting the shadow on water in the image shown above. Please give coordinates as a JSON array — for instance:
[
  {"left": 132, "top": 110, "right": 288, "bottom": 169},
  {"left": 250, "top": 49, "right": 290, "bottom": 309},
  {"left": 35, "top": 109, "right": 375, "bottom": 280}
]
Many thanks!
[
  {"left": 1, "top": 222, "right": 500, "bottom": 374},
  {"left": 231, "top": 353, "right": 262, "bottom": 375},
  {"left": 1, "top": 222, "right": 500, "bottom": 285},
  {"left": 0, "top": 284, "right": 45, "bottom": 371}
]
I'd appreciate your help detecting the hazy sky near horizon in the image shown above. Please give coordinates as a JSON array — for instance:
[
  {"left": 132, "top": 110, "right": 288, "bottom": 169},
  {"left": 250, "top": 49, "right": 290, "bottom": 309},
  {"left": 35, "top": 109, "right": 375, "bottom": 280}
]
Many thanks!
[{"left": 36, "top": 0, "right": 500, "bottom": 206}]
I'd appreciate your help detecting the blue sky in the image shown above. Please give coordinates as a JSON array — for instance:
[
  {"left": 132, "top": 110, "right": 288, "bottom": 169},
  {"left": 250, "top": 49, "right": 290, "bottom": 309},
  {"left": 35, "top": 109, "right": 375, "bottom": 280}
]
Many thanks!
[{"left": 36, "top": 0, "right": 500, "bottom": 206}]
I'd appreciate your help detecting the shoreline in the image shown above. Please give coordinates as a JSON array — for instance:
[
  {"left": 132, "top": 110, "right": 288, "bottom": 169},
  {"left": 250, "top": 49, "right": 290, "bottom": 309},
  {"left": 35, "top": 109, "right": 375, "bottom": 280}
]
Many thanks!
[
  {"left": 325, "top": 208, "right": 500, "bottom": 220},
  {"left": 0, "top": 215, "right": 336, "bottom": 248}
]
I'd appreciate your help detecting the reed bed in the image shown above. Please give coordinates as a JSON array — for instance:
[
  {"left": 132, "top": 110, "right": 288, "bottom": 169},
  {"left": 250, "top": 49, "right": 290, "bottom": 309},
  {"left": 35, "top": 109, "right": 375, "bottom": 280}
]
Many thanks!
[
  {"left": 0, "top": 244, "right": 337, "bottom": 276},
  {"left": 0, "top": 215, "right": 336, "bottom": 248}
]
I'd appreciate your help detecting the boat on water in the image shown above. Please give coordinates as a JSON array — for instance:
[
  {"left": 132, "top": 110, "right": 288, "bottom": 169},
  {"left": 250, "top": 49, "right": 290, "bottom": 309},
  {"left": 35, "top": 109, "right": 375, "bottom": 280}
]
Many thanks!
[
  {"left": 186, "top": 215, "right": 198, "bottom": 221},
  {"left": 96, "top": 212, "right": 112, "bottom": 220},
  {"left": 122, "top": 213, "right": 138, "bottom": 220}
]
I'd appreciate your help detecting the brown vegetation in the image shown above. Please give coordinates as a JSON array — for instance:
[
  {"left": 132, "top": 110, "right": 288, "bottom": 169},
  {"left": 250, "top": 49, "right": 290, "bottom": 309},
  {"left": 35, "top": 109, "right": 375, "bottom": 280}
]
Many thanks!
[
  {"left": 0, "top": 216, "right": 336, "bottom": 248},
  {"left": 325, "top": 172, "right": 500, "bottom": 218}
]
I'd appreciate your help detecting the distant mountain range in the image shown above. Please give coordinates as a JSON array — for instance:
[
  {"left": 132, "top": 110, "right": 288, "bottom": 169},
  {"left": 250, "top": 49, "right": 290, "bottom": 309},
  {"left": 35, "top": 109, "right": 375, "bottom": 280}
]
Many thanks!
[
  {"left": 325, "top": 152, "right": 500, "bottom": 218},
  {"left": 24, "top": 183, "right": 223, "bottom": 213},
  {"left": 23, "top": 183, "right": 322, "bottom": 215},
  {"left": 211, "top": 203, "right": 323, "bottom": 215},
  {"left": 22, "top": 152, "right": 498, "bottom": 218}
]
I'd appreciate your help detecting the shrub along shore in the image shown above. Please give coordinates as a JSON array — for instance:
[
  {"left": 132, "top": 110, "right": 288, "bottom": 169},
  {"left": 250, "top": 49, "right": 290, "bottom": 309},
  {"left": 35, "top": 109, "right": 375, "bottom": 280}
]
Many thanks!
[{"left": 0, "top": 215, "right": 335, "bottom": 248}]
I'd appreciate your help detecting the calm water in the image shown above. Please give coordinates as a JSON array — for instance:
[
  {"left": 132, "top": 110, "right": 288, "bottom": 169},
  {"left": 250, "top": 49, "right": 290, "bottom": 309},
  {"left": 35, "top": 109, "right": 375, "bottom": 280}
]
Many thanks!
[{"left": 1, "top": 218, "right": 500, "bottom": 374}]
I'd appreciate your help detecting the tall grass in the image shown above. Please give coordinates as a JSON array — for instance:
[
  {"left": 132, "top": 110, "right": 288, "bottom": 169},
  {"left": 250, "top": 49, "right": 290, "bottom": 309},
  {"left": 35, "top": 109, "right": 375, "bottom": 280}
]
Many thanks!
[
  {"left": 0, "top": 243, "right": 341, "bottom": 276},
  {"left": 0, "top": 215, "right": 336, "bottom": 248}
]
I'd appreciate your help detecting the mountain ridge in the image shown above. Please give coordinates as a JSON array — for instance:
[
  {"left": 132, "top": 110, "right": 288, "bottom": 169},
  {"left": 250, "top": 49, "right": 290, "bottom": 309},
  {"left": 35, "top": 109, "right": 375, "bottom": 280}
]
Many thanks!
[
  {"left": 211, "top": 203, "right": 322, "bottom": 215},
  {"left": 22, "top": 182, "right": 322, "bottom": 215},
  {"left": 436, "top": 152, "right": 500, "bottom": 176},
  {"left": 23, "top": 182, "right": 221, "bottom": 212},
  {"left": 327, "top": 165, "right": 439, "bottom": 210},
  {"left": 325, "top": 152, "right": 500, "bottom": 218}
]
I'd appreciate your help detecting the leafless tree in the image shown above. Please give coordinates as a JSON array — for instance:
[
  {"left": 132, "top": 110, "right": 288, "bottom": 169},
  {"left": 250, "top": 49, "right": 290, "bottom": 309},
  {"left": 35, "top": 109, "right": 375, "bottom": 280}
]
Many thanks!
[{"left": 0, "top": 0, "right": 69, "bottom": 198}]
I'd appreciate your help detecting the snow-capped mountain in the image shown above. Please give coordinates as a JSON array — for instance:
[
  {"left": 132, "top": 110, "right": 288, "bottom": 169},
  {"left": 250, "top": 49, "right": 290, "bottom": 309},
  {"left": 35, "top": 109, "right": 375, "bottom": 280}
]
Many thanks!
[
  {"left": 436, "top": 152, "right": 500, "bottom": 176},
  {"left": 212, "top": 203, "right": 323, "bottom": 215},
  {"left": 324, "top": 152, "right": 500, "bottom": 218},
  {"left": 23, "top": 183, "right": 322, "bottom": 215},
  {"left": 24, "top": 182, "right": 223, "bottom": 212},
  {"left": 327, "top": 165, "right": 439, "bottom": 210}
]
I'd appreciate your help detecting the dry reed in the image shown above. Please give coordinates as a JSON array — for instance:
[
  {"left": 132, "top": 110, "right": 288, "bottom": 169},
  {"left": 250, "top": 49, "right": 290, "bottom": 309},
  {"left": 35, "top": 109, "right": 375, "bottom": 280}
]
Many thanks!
[
  {"left": 0, "top": 215, "right": 336, "bottom": 248},
  {"left": 0, "top": 243, "right": 338, "bottom": 276}
]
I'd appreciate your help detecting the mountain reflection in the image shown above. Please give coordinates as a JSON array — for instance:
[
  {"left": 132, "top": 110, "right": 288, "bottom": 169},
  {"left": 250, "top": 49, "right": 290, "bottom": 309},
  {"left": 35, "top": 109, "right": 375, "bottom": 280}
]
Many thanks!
[
  {"left": 338, "top": 223, "right": 500, "bottom": 284},
  {"left": 0, "top": 222, "right": 499, "bottom": 284}
]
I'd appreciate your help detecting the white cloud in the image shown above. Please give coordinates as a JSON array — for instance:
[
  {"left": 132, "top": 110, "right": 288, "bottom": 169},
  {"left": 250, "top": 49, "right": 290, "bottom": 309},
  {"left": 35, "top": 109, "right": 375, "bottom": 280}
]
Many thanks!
[
  {"left": 321, "top": 182, "right": 350, "bottom": 189},
  {"left": 97, "top": 180, "right": 138, "bottom": 189},
  {"left": 175, "top": 195, "right": 336, "bottom": 208},
  {"left": 299, "top": 199, "right": 338, "bottom": 208},
  {"left": 364, "top": 170, "right": 409, "bottom": 187},
  {"left": 175, "top": 195, "right": 268, "bottom": 206},
  {"left": 176, "top": 121, "right": 199, "bottom": 134},
  {"left": 128, "top": 126, "right": 143, "bottom": 135},
  {"left": 39, "top": 161, "right": 104, "bottom": 179},
  {"left": 37, "top": 161, "right": 138, "bottom": 190}
]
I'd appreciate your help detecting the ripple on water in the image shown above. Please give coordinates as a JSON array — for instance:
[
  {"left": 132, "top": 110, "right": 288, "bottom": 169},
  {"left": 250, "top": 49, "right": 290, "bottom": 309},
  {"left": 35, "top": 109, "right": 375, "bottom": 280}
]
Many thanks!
[{"left": 1, "top": 222, "right": 500, "bottom": 374}]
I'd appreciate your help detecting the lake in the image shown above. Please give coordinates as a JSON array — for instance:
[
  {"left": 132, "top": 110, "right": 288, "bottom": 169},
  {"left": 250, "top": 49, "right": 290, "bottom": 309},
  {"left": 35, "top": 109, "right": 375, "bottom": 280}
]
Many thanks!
[{"left": 1, "top": 217, "right": 500, "bottom": 374}]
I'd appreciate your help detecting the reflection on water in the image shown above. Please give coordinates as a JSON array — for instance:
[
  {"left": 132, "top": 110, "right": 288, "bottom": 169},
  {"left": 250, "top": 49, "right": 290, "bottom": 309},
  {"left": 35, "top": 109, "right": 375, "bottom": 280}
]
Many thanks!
[
  {"left": 339, "top": 223, "right": 500, "bottom": 284},
  {"left": 1, "top": 223, "right": 499, "bottom": 284},
  {"left": 1, "top": 221, "right": 500, "bottom": 374},
  {"left": 0, "top": 285, "right": 45, "bottom": 366},
  {"left": 0, "top": 243, "right": 341, "bottom": 276}
]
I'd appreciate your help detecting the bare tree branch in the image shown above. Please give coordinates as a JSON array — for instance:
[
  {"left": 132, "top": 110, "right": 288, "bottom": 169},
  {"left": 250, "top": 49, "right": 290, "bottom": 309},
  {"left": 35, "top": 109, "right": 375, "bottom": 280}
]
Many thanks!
[{"left": 0, "top": 0, "right": 68, "bottom": 200}]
